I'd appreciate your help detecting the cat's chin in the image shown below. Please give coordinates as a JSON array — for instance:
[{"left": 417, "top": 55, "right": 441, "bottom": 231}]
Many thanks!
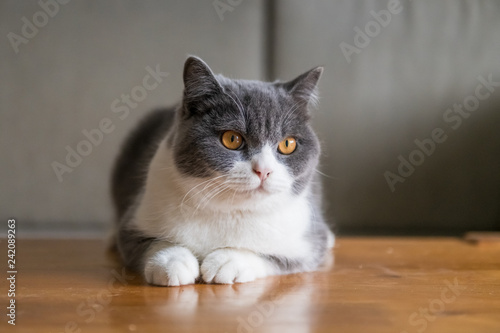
[
  {"left": 233, "top": 184, "right": 284, "bottom": 199},
  {"left": 236, "top": 186, "right": 270, "bottom": 195}
]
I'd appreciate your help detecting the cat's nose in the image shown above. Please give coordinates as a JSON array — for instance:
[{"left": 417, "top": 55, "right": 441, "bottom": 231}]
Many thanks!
[{"left": 253, "top": 167, "right": 272, "bottom": 181}]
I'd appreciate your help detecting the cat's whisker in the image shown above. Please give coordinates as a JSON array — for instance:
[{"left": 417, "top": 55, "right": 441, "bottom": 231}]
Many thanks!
[
  {"left": 190, "top": 180, "right": 233, "bottom": 217},
  {"left": 223, "top": 88, "right": 246, "bottom": 121},
  {"left": 314, "top": 169, "right": 339, "bottom": 180},
  {"left": 180, "top": 175, "right": 228, "bottom": 210},
  {"left": 227, "top": 179, "right": 251, "bottom": 185},
  {"left": 201, "top": 185, "right": 232, "bottom": 210},
  {"left": 190, "top": 190, "right": 221, "bottom": 217},
  {"left": 188, "top": 178, "right": 228, "bottom": 202},
  {"left": 282, "top": 100, "right": 301, "bottom": 121},
  {"left": 281, "top": 100, "right": 305, "bottom": 128}
]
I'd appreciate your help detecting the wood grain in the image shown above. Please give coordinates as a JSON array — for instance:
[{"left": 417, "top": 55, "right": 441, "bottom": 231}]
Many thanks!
[{"left": 1, "top": 237, "right": 499, "bottom": 333}]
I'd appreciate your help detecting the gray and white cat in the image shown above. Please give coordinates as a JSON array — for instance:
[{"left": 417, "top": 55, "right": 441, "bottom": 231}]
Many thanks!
[{"left": 111, "top": 56, "right": 334, "bottom": 286}]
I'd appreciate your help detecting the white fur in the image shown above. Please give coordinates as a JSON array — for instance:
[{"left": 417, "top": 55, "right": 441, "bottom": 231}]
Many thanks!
[
  {"left": 144, "top": 243, "right": 199, "bottom": 286},
  {"left": 327, "top": 229, "right": 335, "bottom": 248},
  {"left": 133, "top": 138, "right": 316, "bottom": 286},
  {"left": 201, "top": 248, "right": 273, "bottom": 284}
]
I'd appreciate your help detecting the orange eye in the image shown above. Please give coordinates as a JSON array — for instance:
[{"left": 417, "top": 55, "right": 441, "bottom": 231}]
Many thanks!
[
  {"left": 221, "top": 131, "right": 243, "bottom": 150},
  {"left": 278, "top": 137, "right": 297, "bottom": 155}
]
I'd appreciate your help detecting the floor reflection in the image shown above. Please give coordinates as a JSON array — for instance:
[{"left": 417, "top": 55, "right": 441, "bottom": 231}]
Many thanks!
[{"left": 107, "top": 251, "right": 335, "bottom": 332}]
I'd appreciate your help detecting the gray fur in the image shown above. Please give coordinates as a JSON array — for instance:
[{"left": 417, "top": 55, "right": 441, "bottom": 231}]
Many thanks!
[
  {"left": 112, "top": 56, "right": 330, "bottom": 277},
  {"left": 175, "top": 57, "right": 322, "bottom": 195},
  {"left": 111, "top": 109, "right": 176, "bottom": 269}
]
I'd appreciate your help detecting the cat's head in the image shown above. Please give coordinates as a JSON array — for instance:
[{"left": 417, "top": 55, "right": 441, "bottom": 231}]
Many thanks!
[{"left": 171, "top": 56, "right": 323, "bottom": 211}]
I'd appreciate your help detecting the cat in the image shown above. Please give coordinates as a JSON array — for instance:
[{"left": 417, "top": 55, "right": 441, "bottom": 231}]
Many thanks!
[{"left": 111, "top": 56, "right": 334, "bottom": 286}]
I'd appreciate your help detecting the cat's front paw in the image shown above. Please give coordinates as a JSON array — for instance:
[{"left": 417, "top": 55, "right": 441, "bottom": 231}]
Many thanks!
[
  {"left": 144, "top": 246, "right": 199, "bottom": 286},
  {"left": 201, "top": 249, "right": 270, "bottom": 284}
]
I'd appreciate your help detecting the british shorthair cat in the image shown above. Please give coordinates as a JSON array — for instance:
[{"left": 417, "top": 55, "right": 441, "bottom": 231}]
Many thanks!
[{"left": 112, "top": 56, "right": 334, "bottom": 286}]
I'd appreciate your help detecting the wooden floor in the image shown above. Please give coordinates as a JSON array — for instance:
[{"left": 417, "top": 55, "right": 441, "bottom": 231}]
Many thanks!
[{"left": 2, "top": 237, "right": 500, "bottom": 333}]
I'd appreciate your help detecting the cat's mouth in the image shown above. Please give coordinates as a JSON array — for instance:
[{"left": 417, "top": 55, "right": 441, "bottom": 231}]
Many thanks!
[
  {"left": 233, "top": 184, "right": 272, "bottom": 196},
  {"left": 224, "top": 174, "right": 283, "bottom": 197},
  {"left": 256, "top": 183, "right": 272, "bottom": 193}
]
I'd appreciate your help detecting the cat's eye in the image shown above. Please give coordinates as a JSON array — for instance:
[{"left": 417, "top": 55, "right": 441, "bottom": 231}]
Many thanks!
[
  {"left": 278, "top": 137, "right": 297, "bottom": 155},
  {"left": 221, "top": 131, "right": 243, "bottom": 150}
]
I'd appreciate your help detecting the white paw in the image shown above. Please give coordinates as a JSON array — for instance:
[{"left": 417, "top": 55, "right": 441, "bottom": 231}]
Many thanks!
[
  {"left": 327, "top": 229, "right": 335, "bottom": 249},
  {"left": 144, "top": 246, "right": 199, "bottom": 286},
  {"left": 201, "top": 249, "right": 270, "bottom": 284}
]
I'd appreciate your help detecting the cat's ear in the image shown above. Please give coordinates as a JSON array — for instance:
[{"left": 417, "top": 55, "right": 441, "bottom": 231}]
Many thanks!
[
  {"left": 183, "top": 56, "right": 222, "bottom": 115},
  {"left": 282, "top": 67, "right": 323, "bottom": 108}
]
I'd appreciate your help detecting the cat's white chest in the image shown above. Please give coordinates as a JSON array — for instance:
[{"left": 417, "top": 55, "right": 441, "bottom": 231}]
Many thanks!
[
  {"left": 134, "top": 193, "right": 312, "bottom": 259},
  {"left": 168, "top": 197, "right": 312, "bottom": 258}
]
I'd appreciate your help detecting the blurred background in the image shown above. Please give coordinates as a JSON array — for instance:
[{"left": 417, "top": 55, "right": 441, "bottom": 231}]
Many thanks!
[{"left": 1, "top": 0, "right": 499, "bottom": 237}]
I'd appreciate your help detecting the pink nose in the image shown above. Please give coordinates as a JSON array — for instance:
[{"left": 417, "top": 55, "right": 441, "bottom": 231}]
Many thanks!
[{"left": 253, "top": 168, "right": 272, "bottom": 181}]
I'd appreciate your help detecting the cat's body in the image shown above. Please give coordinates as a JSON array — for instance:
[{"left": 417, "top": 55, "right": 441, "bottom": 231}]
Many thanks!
[{"left": 112, "top": 57, "right": 334, "bottom": 286}]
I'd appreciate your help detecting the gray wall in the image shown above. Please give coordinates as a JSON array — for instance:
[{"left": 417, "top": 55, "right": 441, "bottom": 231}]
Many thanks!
[
  {"left": 0, "top": 0, "right": 266, "bottom": 234},
  {"left": 1, "top": 0, "right": 499, "bottom": 235},
  {"left": 273, "top": 0, "right": 500, "bottom": 233}
]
